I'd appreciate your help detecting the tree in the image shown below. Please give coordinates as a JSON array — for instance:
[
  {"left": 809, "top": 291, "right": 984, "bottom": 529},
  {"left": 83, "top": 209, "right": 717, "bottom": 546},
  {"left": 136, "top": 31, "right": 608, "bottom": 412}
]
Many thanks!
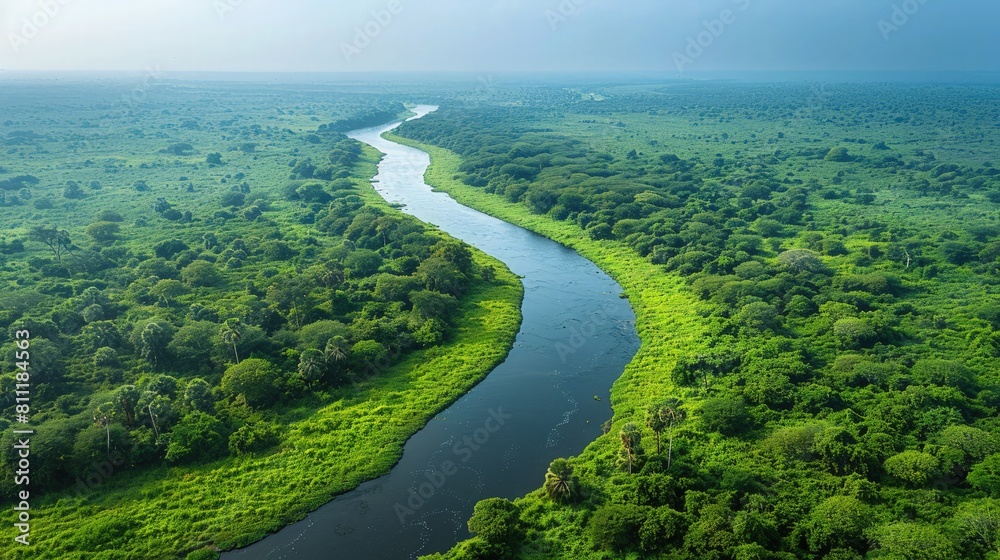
[
  {"left": 467, "top": 498, "right": 523, "bottom": 553},
  {"left": 165, "top": 411, "right": 226, "bottom": 463},
  {"left": 647, "top": 403, "right": 668, "bottom": 455},
  {"left": 351, "top": 340, "right": 388, "bottom": 373},
  {"left": 153, "top": 238, "right": 189, "bottom": 259},
  {"left": 297, "top": 349, "right": 326, "bottom": 388},
  {"left": 220, "top": 358, "right": 281, "bottom": 407},
  {"left": 833, "top": 317, "right": 877, "bottom": 349},
  {"left": 295, "top": 182, "right": 331, "bottom": 203},
  {"left": 544, "top": 458, "right": 579, "bottom": 504},
  {"left": 939, "top": 241, "right": 977, "bottom": 265},
  {"left": 733, "top": 302, "right": 779, "bottom": 332},
  {"left": 29, "top": 225, "right": 73, "bottom": 261},
  {"left": 803, "top": 495, "right": 871, "bottom": 554},
  {"left": 619, "top": 422, "right": 645, "bottom": 474},
  {"left": 181, "top": 260, "right": 223, "bottom": 287},
  {"left": 884, "top": 450, "right": 940, "bottom": 487},
  {"left": 323, "top": 336, "right": 349, "bottom": 365},
  {"left": 410, "top": 289, "right": 458, "bottom": 321},
  {"left": 266, "top": 276, "right": 312, "bottom": 328},
  {"left": 137, "top": 321, "right": 173, "bottom": 368},
  {"left": 85, "top": 221, "right": 121, "bottom": 244},
  {"left": 659, "top": 399, "right": 686, "bottom": 469},
  {"left": 220, "top": 191, "right": 245, "bottom": 207},
  {"left": 165, "top": 142, "right": 194, "bottom": 155},
  {"left": 138, "top": 391, "right": 170, "bottom": 439},
  {"left": 416, "top": 256, "right": 466, "bottom": 296},
  {"left": 112, "top": 385, "right": 141, "bottom": 427},
  {"left": 952, "top": 499, "right": 1000, "bottom": 556},
  {"left": 183, "top": 378, "right": 215, "bottom": 413},
  {"left": 168, "top": 321, "right": 217, "bottom": 368},
  {"left": 82, "top": 321, "right": 121, "bottom": 351},
  {"left": 700, "top": 397, "right": 751, "bottom": 437},
  {"left": 969, "top": 454, "right": 1000, "bottom": 497},
  {"left": 589, "top": 504, "right": 649, "bottom": 553},
  {"left": 220, "top": 318, "right": 244, "bottom": 364},
  {"left": 93, "top": 402, "right": 116, "bottom": 460},
  {"left": 81, "top": 303, "right": 105, "bottom": 323},
  {"left": 871, "top": 522, "right": 961, "bottom": 559},
  {"left": 205, "top": 152, "right": 223, "bottom": 165},
  {"left": 63, "top": 181, "right": 86, "bottom": 199},
  {"left": 777, "top": 249, "right": 828, "bottom": 274},
  {"left": 343, "top": 249, "right": 383, "bottom": 279}
]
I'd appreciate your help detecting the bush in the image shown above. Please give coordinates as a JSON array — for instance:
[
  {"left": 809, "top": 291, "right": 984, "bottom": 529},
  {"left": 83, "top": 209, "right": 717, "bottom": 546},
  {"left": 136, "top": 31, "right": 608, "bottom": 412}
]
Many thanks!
[
  {"left": 228, "top": 421, "right": 279, "bottom": 455},
  {"left": 220, "top": 358, "right": 282, "bottom": 407}
]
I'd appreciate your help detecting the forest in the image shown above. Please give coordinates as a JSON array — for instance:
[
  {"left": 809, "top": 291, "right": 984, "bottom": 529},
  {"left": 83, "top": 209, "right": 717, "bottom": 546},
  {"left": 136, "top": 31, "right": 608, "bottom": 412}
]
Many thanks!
[
  {"left": 392, "top": 81, "right": 1000, "bottom": 559},
  {"left": 0, "top": 82, "right": 523, "bottom": 559},
  {"left": 2, "top": 77, "right": 999, "bottom": 560}
]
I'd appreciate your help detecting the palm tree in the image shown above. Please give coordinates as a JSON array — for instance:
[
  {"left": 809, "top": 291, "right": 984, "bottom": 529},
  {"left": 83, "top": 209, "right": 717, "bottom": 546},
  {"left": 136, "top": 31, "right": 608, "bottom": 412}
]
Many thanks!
[
  {"left": 139, "top": 322, "right": 169, "bottom": 368},
  {"left": 618, "top": 422, "right": 644, "bottom": 474},
  {"left": 661, "top": 398, "right": 686, "bottom": 471},
  {"left": 220, "top": 318, "right": 243, "bottom": 364},
  {"left": 94, "top": 402, "right": 115, "bottom": 460},
  {"left": 647, "top": 403, "right": 668, "bottom": 455},
  {"left": 544, "top": 458, "right": 579, "bottom": 504},
  {"left": 297, "top": 349, "right": 326, "bottom": 388},
  {"left": 323, "top": 336, "right": 348, "bottom": 365}
]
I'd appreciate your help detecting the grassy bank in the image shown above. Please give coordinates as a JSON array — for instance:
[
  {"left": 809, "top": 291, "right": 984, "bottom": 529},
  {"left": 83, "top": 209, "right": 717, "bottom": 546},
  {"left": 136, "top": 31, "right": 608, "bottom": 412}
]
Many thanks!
[
  {"left": 2, "top": 158, "right": 524, "bottom": 560},
  {"left": 385, "top": 133, "right": 714, "bottom": 558}
]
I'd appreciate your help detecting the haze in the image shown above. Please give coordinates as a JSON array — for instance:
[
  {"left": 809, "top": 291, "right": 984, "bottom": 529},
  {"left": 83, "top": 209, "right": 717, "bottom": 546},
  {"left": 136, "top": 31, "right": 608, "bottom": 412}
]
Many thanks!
[{"left": 1, "top": 0, "right": 997, "bottom": 74}]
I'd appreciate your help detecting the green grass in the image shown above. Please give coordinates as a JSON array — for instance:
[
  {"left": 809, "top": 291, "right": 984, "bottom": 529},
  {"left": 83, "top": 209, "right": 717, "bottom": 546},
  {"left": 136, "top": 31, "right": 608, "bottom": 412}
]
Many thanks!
[
  {"left": 0, "top": 154, "right": 524, "bottom": 560},
  {"left": 385, "top": 133, "right": 715, "bottom": 559}
]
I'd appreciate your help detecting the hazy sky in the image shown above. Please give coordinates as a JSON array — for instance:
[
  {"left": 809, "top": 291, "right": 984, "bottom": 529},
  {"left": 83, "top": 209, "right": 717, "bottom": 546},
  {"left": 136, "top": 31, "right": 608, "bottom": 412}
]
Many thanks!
[{"left": 0, "top": 0, "right": 997, "bottom": 74}]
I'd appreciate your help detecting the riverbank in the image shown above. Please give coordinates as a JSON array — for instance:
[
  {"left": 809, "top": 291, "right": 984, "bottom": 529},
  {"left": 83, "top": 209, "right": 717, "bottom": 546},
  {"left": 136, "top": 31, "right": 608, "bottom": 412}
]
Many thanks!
[
  {"left": 228, "top": 111, "right": 639, "bottom": 559},
  {"left": 3, "top": 153, "right": 524, "bottom": 560},
  {"left": 384, "top": 132, "right": 714, "bottom": 559}
]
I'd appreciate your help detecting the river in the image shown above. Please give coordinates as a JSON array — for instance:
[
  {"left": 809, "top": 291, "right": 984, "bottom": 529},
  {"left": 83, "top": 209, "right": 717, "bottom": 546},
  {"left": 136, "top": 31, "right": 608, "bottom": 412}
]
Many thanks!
[{"left": 223, "top": 105, "right": 639, "bottom": 559}]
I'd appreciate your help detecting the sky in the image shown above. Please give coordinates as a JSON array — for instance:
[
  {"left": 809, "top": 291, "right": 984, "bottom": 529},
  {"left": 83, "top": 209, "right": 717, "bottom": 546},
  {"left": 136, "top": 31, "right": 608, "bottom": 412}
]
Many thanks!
[{"left": 0, "top": 0, "right": 997, "bottom": 74}]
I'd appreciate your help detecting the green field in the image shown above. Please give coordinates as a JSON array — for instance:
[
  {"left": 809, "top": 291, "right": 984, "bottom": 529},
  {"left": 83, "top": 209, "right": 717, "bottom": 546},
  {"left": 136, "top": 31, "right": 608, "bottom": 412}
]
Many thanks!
[
  {"left": 0, "top": 83, "right": 523, "bottom": 559},
  {"left": 391, "top": 81, "right": 1000, "bottom": 560}
]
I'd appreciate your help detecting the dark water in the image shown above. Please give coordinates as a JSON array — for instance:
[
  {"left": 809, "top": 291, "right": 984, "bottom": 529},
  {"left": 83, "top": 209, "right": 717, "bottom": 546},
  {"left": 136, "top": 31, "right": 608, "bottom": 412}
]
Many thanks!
[{"left": 223, "top": 106, "right": 639, "bottom": 560}]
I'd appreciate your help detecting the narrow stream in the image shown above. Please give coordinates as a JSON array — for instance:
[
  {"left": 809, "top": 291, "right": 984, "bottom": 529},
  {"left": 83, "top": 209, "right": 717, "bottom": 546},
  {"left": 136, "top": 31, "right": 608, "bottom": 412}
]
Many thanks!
[{"left": 224, "top": 105, "right": 639, "bottom": 559}]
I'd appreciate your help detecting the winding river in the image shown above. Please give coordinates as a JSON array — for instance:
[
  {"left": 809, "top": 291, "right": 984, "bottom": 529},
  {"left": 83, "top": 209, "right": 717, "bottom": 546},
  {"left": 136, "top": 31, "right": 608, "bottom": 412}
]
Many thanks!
[{"left": 224, "top": 106, "right": 639, "bottom": 559}]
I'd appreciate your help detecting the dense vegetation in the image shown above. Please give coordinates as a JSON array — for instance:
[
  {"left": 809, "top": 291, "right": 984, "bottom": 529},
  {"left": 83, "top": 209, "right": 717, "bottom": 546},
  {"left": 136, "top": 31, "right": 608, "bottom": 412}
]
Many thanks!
[
  {"left": 395, "top": 82, "right": 1000, "bottom": 559},
  {"left": 0, "top": 83, "right": 522, "bottom": 559}
]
